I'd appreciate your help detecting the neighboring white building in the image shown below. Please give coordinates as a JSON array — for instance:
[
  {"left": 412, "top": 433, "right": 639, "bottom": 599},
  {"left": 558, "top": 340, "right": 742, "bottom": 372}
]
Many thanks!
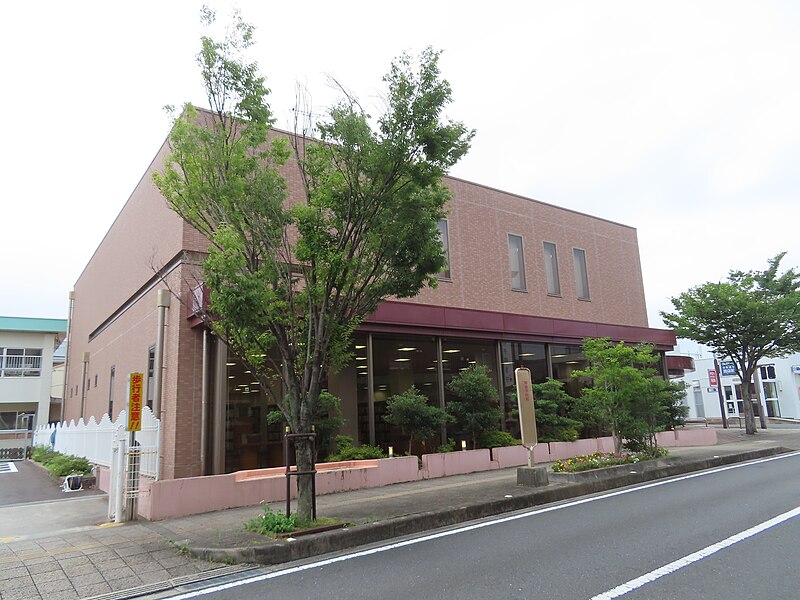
[
  {"left": 676, "top": 354, "right": 800, "bottom": 421},
  {"left": 0, "top": 316, "right": 68, "bottom": 431}
]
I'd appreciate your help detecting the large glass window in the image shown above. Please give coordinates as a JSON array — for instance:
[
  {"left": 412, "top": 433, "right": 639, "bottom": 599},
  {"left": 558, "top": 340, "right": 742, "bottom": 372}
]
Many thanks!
[
  {"left": 371, "top": 336, "right": 440, "bottom": 452},
  {"left": 500, "top": 342, "right": 547, "bottom": 435},
  {"left": 224, "top": 356, "right": 284, "bottom": 472},
  {"left": 573, "top": 248, "right": 590, "bottom": 300},
  {"left": 550, "top": 344, "right": 587, "bottom": 398},
  {"left": 437, "top": 219, "right": 451, "bottom": 279},
  {"left": 508, "top": 234, "right": 526, "bottom": 291},
  {"left": 543, "top": 242, "right": 561, "bottom": 296}
]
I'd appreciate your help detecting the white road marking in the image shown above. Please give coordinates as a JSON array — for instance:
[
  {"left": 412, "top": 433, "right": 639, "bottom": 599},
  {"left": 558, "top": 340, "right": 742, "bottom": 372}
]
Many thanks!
[
  {"left": 167, "top": 450, "right": 800, "bottom": 599},
  {"left": 591, "top": 504, "right": 800, "bottom": 599},
  {"left": 0, "top": 462, "right": 18, "bottom": 473}
]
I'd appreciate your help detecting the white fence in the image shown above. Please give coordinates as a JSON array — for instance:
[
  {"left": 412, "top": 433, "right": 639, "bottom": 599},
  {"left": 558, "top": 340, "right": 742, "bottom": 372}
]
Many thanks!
[{"left": 34, "top": 407, "right": 160, "bottom": 478}]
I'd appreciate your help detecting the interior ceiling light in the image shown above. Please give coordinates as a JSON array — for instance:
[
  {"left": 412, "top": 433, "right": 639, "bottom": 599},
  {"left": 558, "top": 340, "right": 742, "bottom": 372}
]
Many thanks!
[
  {"left": 443, "top": 349, "right": 461, "bottom": 353},
  {"left": 552, "top": 354, "right": 567, "bottom": 358},
  {"left": 251, "top": 381, "right": 259, "bottom": 385},
  {"left": 355, "top": 345, "right": 366, "bottom": 349},
  {"left": 502, "top": 361, "right": 513, "bottom": 365},
  {"left": 356, "top": 357, "right": 367, "bottom": 361},
  {"left": 397, "top": 347, "right": 417, "bottom": 352},
  {"left": 519, "top": 353, "right": 534, "bottom": 357},
  {"left": 395, "top": 358, "right": 411, "bottom": 362},
  {"left": 226, "top": 362, "right": 236, "bottom": 366},
  {"left": 426, "top": 366, "right": 436, "bottom": 371}
]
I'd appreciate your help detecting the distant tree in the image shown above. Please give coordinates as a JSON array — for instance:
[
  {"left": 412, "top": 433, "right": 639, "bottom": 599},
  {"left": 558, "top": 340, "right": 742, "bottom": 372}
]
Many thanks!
[
  {"left": 154, "top": 8, "right": 473, "bottom": 520},
  {"left": 384, "top": 387, "right": 453, "bottom": 455},
  {"left": 661, "top": 253, "right": 800, "bottom": 435},
  {"left": 446, "top": 365, "right": 503, "bottom": 449}
]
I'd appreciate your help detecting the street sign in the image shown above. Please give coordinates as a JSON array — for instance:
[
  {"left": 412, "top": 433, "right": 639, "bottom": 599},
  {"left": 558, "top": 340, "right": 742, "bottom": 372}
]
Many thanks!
[
  {"left": 515, "top": 367, "right": 537, "bottom": 447},
  {"left": 127, "top": 372, "right": 144, "bottom": 432},
  {"left": 708, "top": 369, "right": 718, "bottom": 386},
  {"left": 721, "top": 361, "right": 737, "bottom": 376}
]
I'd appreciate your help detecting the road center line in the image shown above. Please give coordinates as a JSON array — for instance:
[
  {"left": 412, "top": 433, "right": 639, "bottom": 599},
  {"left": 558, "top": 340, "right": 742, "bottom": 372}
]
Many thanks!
[
  {"left": 168, "top": 450, "right": 800, "bottom": 599},
  {"left": 591, "top": 504, "right": 800, "bottom": 599}
]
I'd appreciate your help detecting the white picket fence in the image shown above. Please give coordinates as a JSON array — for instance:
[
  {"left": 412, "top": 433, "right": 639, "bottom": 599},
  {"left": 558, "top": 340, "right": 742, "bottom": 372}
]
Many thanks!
[{"left": 34, "top": 407, "right": 160, "bottom": 478}]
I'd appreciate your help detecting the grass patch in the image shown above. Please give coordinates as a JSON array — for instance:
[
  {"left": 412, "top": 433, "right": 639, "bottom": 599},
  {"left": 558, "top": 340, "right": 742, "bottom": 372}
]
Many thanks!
[{"left": 244, "top": 503, "right": 344, "bottom": 537}]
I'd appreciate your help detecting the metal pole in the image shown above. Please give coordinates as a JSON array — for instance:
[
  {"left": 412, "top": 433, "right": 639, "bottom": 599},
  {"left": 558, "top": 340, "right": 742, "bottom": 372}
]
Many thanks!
[
  {"left": 153, "top": 290, "right": 170, "bottom": 480},
  {"left": 61, "top": 291, "right": 75, "bottom": 423},
  {"left": 367, "top": 334, "right": 376, "bottom": 446},
  {"left": 713, "top": 355, "right": 728, "bottom": 428},
  {"left": 114, "top": 437, "right": 126, "bottom": 523},
  {"left": 200, "top": 329, "right": 209, "bottom": 476},
  {"left": 80, "top": 352, "right": 90, "bottom": 419}
]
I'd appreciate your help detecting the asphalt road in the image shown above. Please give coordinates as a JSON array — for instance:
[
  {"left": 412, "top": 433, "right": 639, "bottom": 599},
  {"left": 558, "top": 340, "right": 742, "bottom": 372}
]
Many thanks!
[{"left": 169, "top": 451, "right": 800, "bottom": 600}]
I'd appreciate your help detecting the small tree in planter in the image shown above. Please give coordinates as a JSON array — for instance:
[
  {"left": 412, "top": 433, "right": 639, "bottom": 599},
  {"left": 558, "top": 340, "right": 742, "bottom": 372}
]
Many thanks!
[
  {"left": 530, "top": 378, "right": 584, "bottom": 442},
  {"left": 446, "top": 364, "right": 502, "bottom": 449},
  {"left": 384, "top": 386, "right": 453, "bottom": 455}
]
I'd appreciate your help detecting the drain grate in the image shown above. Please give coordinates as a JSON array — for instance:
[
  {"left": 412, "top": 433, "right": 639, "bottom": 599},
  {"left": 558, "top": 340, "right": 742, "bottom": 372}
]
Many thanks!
[{"left": 0, "top": 462, "right": 18, "bottom": 474}]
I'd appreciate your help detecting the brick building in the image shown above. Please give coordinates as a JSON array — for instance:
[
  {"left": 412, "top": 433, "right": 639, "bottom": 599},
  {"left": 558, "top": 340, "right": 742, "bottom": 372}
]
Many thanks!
[{"left": 63, "top": 128, "right": 676, "bottom": 480}]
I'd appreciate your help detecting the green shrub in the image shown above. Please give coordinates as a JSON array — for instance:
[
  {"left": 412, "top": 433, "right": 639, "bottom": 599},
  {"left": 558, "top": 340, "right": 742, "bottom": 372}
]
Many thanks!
[
  {"left": 435, "top": 439, "right": 456, "bottom": 453},
  {"left": 244, "top": 503, "right": 298, "bottom": 535},
  {"left": 479, "top": 430, "right": 521, "bottom": 449},
  {"left": 31, "top": 446, "right": 93, "bottom": 478},
  {"left": 325, "top": 435, "right": 386, "bottom": 462}
]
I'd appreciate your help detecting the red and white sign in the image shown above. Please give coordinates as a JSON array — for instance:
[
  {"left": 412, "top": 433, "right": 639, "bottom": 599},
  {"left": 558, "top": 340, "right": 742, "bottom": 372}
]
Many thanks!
[{"left": 708, "top": 369, "right": 718, "bottom": 386}]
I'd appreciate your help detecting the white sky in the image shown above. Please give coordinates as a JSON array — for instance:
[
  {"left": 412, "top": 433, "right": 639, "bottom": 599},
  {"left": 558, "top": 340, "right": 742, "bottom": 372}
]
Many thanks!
[{"left": 2, "top": 1, "right": 798, "bottom": 336}]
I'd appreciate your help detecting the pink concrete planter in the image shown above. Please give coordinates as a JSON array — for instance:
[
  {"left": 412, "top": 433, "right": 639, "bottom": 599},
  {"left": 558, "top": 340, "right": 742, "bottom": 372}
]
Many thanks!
[
  {"left": 655, "top": 430, "right": 677, "bottom": 447},
  {"left": 675, "top": 427, "right": 717, "bottom": 446},
  {"left": 596, "top": 437, "right": 615, "bottom": 452},
  {"left": 421, "top": 448, "right": 494, "bottom": 479},
  {"left": 491, "top": 444, "right": 550, "bottom": 468},
  {"left": 549, "top": 438, "right": 598, "bottom": 461}
]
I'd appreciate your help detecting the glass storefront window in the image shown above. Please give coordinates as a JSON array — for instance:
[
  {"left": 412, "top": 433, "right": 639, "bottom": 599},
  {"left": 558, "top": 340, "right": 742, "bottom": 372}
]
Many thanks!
[
  {"left": 224, "top": 356, "right": 283, "bottom": 472},
  {"left": 550, "top": 344, "right": 587, "bottom": 398},
  {"left": 371, "top": 336, "right": 440, "bottom": 451},
  {"left": 500, "top": 342, "right": 547, "bottom": 434}
]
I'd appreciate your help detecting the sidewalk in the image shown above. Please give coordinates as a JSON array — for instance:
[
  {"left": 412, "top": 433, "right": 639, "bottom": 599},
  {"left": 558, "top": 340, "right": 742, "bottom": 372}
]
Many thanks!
[{"left": 1, "top": 425, "right": 798, "bottom": 600}]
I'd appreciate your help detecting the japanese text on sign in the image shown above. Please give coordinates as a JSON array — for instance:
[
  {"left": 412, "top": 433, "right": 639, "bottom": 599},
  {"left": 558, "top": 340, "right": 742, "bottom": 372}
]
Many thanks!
[{"left": 127, "top": 372, "right": 144, "bottom": 432}]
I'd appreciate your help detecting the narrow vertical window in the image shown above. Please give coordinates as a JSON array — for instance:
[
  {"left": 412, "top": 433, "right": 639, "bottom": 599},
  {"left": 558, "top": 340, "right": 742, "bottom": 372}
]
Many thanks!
[
  {"left": 437, "top": 219, "right": 451, "bottom": 279},
  {"left": 146, "top": 346, "right": 156, "bottom": 409},
  {"left": 508, "top": 234, "right": 526, "bottom": 291},
  {"left": 543, "top": 242, "right": 561, "bottom": 296},
  {"left": 573, "top": 248, "right": 590, "bottom": 300},
  {"left": 108, "top": 366, "right": 116, "bottom": 417}
]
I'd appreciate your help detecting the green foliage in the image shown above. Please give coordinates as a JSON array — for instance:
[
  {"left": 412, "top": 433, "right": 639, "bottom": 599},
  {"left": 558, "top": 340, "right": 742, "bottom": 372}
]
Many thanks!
[
  {"left": 384, "top": 386, "right": 453, "bottom": 455},
  {"left": 153, "top": 8, "right": 472, "bottom": 522},
  {"left": 31, "top": 446, "right": 93, "bottom": 478},
  {"left": 661, "top": 253, "right": 800, "bottom": 434},
  {"left": 529, "top": 379, "right": 584, "bottom": 443},
  {"left": 446, "top": 364, "right": 503, "bottom": 449},
  {"left": 244, "top": 503, "right": 298, "bottom": 535},
  {"left": 325, "top": 435, "right": 386, "bottom": 462},
  {"left": 266, "top": 392, "right": 346, "bottom": 460},
  {"left": 435, "top": 438, "right": 457, "bottom": 453},
  {"left": 572, "top": 338, "right": 667, "bottom": 454},
  {"left": 479, "top": 430, "right": 521, "bottom": 449}
]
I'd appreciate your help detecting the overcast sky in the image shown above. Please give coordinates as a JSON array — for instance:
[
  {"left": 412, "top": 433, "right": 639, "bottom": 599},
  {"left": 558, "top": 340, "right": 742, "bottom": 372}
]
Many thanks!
[{"left": 2, "top": 1, "right": 798, "bottom": 347}]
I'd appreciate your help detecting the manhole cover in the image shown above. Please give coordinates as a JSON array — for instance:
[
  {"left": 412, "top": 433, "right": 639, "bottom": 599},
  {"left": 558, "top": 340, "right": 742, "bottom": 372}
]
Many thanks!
[{"left": 0, "top": 462, "right": 18, "bottom": 473}]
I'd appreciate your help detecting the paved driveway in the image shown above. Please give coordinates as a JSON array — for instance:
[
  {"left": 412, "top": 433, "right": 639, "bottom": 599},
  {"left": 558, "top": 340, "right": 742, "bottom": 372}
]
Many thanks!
[{"left": 0, "top": 460, "right": 102, "bottom": 507}]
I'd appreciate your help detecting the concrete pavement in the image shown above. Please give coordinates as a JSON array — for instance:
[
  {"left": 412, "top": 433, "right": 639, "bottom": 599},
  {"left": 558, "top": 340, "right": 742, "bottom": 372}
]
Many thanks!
[{"left": 1, "top": 424, "right": 798, "bottom": 600}]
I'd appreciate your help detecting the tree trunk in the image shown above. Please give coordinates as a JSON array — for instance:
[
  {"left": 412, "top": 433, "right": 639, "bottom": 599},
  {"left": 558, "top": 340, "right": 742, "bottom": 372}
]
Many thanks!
[
  {"left": 294, "top": 436, "right": 315, "bottom": 522},
  {"left": 742, "top": 379, "right": 757, "bottom": 435}
]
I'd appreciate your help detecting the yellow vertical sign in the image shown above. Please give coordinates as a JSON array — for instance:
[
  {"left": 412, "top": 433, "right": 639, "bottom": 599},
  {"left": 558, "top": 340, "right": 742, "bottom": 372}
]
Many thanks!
[
  {"left": 127, "top": 372, "right": 144, "bottom": 432},
  {"left": 515, "top": 367, "right": 537, "bottom": 447}
]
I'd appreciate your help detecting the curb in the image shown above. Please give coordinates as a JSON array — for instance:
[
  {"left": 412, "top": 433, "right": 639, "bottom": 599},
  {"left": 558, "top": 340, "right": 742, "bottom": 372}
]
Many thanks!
[{"left": 189, "top": 446, "right": 791, "bottom": 565}]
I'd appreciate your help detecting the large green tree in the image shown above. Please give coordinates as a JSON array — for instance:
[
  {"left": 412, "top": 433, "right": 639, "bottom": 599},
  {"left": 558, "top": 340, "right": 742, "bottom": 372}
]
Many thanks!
[
  {"left": 572, "top": 338, "right": 661, "bottom": 453},
  {"left": 661, "top": 253, "right": 800, "bottom": 435},
  {"left": 154, "top": 9, "right": 473, "bottom": 519},
  {"left": 446, "top": 365, "right": 503, "bottom": 449}
]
